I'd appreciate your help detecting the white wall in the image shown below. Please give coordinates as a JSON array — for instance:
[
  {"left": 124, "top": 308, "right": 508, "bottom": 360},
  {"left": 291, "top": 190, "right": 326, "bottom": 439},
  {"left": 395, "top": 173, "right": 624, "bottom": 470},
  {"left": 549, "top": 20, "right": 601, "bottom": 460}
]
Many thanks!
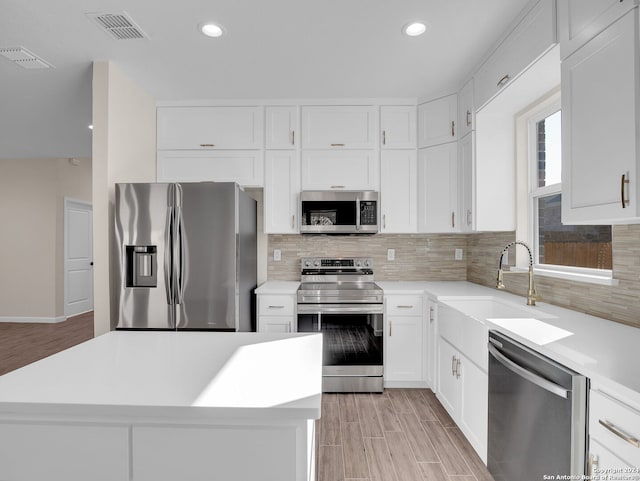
[
  {"left": 0, "top": 158, "right": 91, "bottom": 320},
  {"left": 92, "top": 61, "right": 156, "bottom": 336}
]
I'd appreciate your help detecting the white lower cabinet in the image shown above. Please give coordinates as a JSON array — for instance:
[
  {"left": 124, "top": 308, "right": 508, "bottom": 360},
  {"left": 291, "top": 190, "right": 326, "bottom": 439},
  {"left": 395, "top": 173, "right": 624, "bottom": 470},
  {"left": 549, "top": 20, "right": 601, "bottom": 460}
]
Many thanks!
[
  {"left": 384, "top": 295, "right": 425, "bottom": 386},
  {"left": 589, "top": 439, "right": 638, "bottom": 478},
  {"left": 257, "top": 294, "right": 296, "bottom": 333},
  {"left": 425, "top": 297, "right": 438, "bottom": 390},
  {"left": 436, "top": 303, "right": 488, "bottom": 462}
]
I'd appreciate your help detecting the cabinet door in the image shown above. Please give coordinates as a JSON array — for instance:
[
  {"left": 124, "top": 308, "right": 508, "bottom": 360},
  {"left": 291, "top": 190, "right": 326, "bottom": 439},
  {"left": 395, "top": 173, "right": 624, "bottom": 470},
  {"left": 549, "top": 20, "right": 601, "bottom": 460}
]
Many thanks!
[
  {"left": 418, "top": 143, "right": 459, "bottom": 233},
  {"left": 475, "top": 0, "right": 556, "bottom": 110},
  {"left": 301, "top": 150, "right": 378, "bottom": 190},
  {"left": 459, "top": 355, "right": 488, "bottom": 463},
  {"left": 436, "top": 338, "right": 459, "bottom": 419},
  {"left": 458, "top": 78, "right": 475, "bottom": 138},
  {"left": 301, "top": 106, "right": 377, "bottom": 149},
  {"left": 458, "top": 132, "right": 475, "bottom": 232},
  {"left": 264, "top": 151, "right": 299, "bottom": 233},
  {"left": 561, "top": 11, "right": 639, "bottom": 224},
  {"left": 258, "top": 316, "right": 294, "bottom": 333},
  {"left": 418, "top": 94, "right": 458, "bottom": 148},
  {"left": 425, "top": 299, "right": 438, "bottom": 390},
  {"left": 266, "top": 106, "right": 297, "bottom": 149},
  {"left": 380, "top": 150, "right": 418, "bottom": 233},
  {"left": 558, "top": 0, "right": 637, "bottom": 59},
  {"left": 386, "top": 315, "right": 423, "bottom": 382},
  {"left": 157, "top": 106, "right": 263, "bottom": 150},
  {"left": 588, "top": 438, "right": 639, "bottom": 478},
  {"left": 381, "top": 106, "right": 417, "bottom": 149},
  {"left": 157, "top": 150, "right": 264, "bottom": 187}
]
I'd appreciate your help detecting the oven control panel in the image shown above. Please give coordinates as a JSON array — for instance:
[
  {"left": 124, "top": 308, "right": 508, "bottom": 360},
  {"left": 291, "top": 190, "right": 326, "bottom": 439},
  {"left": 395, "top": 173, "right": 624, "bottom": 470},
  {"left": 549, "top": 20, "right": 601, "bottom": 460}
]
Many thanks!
[{"left": 301, "top": 257, "right": 373, "bottom": 269}]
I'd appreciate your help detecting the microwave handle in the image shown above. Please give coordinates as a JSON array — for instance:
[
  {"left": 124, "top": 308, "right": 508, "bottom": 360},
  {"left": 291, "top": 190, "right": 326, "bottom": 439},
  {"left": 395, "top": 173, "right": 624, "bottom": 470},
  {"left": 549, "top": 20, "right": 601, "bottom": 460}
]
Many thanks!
[{"left": 356, "top": 195, "right": 361, "bottom": 231}]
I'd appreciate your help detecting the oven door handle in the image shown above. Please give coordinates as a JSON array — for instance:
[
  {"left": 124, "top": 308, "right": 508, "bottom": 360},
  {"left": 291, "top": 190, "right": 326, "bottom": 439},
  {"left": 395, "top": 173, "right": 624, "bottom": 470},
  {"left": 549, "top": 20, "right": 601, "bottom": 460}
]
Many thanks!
[
  {"left": 297, "top": 304, "right": 384, "bottom": 315},
  {"left": 488, "top": 344, "right": 568, "bottom": 399}
]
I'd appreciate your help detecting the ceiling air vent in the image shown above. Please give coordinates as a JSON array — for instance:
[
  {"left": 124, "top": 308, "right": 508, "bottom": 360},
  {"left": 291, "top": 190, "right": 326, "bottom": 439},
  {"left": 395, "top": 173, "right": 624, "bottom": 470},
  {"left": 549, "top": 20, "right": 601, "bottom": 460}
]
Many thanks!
[
  {"left": 0, "top": 47, "right": 54, "bottom": 69},
  {"left": 86, "top": 12, "right": 148, "bottom": 40}
]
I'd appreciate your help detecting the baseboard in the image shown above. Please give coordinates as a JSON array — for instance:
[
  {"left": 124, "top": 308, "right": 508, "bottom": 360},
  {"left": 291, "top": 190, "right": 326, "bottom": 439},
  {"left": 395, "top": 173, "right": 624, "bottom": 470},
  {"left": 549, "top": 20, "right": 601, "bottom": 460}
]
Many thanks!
[
  {"left": 0, "top": 316, "right": 66, "bottom": 324},
  {"left": 384, "top": 380, "right": 430, "bottom": 389}
]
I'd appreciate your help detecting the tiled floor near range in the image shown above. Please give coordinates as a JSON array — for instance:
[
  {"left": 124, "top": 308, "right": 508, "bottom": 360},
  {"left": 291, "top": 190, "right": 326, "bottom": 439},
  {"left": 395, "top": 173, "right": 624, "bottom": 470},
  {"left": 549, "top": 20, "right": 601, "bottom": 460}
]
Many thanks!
[{"left": 316, "top": 389, "right": 494, "bottom": 481}]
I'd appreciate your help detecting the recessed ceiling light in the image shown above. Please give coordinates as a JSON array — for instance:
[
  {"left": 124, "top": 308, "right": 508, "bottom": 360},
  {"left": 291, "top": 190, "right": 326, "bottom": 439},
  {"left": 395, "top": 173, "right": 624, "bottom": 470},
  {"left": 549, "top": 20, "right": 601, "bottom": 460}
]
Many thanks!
[
  {"left": 200, "top": 23, "right": 224, "bottom": 38},
  {"left": 403, "top": 22, "right": 427, "bottom": 37}
]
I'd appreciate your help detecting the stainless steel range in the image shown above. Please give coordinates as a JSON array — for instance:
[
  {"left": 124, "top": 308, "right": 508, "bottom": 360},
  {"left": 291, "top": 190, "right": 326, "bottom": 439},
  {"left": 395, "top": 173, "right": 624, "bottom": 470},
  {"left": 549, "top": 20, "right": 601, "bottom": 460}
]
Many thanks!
[{"left": 297, "top": 257, "right": 384, "bottom": 393}]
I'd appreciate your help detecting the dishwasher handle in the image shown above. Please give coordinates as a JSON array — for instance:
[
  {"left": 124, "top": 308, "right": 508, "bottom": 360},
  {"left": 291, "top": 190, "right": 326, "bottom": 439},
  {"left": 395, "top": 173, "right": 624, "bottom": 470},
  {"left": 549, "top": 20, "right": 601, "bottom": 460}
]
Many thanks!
[{"left": 488, "top": 343, "right": 569, "bottom": 399}]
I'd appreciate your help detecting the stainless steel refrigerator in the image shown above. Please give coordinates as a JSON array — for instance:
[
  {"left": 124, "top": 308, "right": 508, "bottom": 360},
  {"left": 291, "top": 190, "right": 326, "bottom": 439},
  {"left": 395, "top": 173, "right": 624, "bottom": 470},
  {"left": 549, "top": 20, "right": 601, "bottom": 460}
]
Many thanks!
[{"left": 113, "top": 182, "right": 257, "bottom": 331}]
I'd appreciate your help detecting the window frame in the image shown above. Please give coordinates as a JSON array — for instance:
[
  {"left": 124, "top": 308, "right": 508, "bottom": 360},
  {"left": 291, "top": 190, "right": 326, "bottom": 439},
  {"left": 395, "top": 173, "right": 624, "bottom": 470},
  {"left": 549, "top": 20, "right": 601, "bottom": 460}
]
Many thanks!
[{"left": 518, "top": 94, "right": 617, "bottom": 286}]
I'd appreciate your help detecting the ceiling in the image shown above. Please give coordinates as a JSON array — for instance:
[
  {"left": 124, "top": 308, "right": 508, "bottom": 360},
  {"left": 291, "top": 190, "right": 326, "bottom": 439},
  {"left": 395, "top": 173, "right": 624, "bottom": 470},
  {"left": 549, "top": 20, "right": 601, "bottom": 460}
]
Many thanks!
[{"left": 0, "top": 0, "right": 531, "bottom": 160}]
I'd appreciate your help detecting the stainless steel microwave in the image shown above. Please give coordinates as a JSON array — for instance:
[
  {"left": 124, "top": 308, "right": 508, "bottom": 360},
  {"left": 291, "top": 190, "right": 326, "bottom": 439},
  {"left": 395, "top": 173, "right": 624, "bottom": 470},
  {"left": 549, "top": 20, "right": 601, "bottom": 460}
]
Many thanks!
[{"left": 299, "top": 191, "right": 379, "bottom": 234}]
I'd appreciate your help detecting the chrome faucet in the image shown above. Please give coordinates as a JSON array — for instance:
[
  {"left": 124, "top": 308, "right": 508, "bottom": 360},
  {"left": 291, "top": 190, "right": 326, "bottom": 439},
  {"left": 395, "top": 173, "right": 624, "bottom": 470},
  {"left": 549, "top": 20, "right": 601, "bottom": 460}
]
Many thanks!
[{"left": 496, "top": 241, "right": 538, "bottom": 306}]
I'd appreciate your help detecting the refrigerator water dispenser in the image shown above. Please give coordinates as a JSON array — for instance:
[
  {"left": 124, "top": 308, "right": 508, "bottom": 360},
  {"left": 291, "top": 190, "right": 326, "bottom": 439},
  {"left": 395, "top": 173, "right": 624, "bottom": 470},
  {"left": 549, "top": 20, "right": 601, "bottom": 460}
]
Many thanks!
[{"left": 126, "top": 246, "right": 157, "bottom": 287}]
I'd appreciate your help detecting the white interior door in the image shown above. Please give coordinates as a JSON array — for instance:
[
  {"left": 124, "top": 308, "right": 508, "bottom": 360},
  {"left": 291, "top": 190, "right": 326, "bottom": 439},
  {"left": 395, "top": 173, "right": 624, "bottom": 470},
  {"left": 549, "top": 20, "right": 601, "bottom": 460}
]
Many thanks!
[{"left": 64, "top": 199, "right": 93, "bottom": 317}]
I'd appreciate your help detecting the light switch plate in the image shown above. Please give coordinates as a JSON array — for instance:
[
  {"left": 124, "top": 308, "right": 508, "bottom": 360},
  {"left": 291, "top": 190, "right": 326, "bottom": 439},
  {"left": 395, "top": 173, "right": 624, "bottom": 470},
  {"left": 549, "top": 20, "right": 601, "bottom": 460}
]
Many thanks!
[
  {"left": 273, "top": 249, "right": 281, "bottom": 262},
  {"left": 455, "top": 248, "right": 464, "bottom": 261},
  {"left": 387, "top": 248, "right": 395, "bottom": 261}
]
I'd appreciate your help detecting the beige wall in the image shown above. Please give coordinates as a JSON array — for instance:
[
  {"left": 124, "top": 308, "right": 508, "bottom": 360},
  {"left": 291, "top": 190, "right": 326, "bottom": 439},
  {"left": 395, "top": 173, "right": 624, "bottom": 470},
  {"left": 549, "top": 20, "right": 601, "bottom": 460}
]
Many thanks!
[
  {"left": 467, "top": 226, "right": 640, "bottom": 328},
  {"left": 0, "top": 158, "right": 91, "bottom": 320},
  {"left": 92, "top": 61, "right": 156, "bottom": 336}
]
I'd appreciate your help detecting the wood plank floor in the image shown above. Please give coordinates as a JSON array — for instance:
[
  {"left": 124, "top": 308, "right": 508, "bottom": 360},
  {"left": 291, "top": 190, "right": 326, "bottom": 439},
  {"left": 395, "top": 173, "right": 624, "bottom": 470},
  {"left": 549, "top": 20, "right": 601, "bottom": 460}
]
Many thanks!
[
  {"left": 0, "top": 311, "right": 94, "bottom": 376},
  {"left": 317, "top": 389, "right": 494, "bottom": 481}
]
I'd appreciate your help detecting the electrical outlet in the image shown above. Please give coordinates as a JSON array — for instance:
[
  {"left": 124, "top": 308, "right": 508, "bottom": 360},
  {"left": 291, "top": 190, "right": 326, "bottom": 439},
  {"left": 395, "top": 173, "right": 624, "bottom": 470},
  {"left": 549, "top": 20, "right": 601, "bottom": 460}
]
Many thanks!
[
  {"left": 455, "top": 248, "right": 464, "bottom": 261},
  {"left": 273, "top": 249, "right": 281, "bottom": 262},
  {"left": 387, "top": 248, "right": 396, "bottom": 261}
]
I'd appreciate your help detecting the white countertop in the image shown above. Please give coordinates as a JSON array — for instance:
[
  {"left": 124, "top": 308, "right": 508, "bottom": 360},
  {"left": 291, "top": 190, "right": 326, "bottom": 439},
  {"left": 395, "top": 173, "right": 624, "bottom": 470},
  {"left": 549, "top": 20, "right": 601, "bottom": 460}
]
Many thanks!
[
  {"left": 255, "top": 281, "right": 300, "bottom": 295},
  {"left": 0, "top": 331, "right": 322, "bottom": 421}
]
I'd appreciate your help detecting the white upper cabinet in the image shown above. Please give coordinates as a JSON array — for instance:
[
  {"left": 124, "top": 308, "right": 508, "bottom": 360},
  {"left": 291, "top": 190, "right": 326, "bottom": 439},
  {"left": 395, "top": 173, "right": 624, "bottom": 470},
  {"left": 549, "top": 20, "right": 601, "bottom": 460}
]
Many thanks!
[
  {"left": 264, "top": 151, "right": 299, "bottom": 233},
  {"left": 380, "top": 150, "right": 418, "bottom": 233},
  {"left": 157, "top": 106, "right": 263, "bottom": 150},
  {"left": 418, "top": 143, "right": 459, "bottom": 233},
  {"left": 558, "top": 0, "right": 637, "bottom": 59},
  {"left": 157, "top": 150, "right": 264, "bottom": 187},
  {"left": 418, "top": 94, "right": 458, "bottom": 148},
  {"left": 380, "top": 106, "right": 417, "bottom": 149},
  {"left": 458, "top": 78, "right": 475, "bottom": 138},
  {"left": 301, "top": 150, "right": 378, "bottom": 191},
  {"left": 561, "top": 9, "right": 640, "bottom": 224},
  {"left": 475, "top": 0, "right": 556, "bottom": 110},
  {"left": 301, "top": 106, "right": 377, "bottom": 149},
  {"left": 265, "top": 106, "right": 297, "bottom": 149}
]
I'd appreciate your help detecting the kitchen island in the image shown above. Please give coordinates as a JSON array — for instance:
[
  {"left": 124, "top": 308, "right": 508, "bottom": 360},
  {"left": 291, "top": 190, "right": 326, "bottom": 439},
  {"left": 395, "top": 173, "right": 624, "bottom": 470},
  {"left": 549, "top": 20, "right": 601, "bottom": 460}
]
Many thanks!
[{"left": 0, "top": 331, "right": 322, "bottom": 481}]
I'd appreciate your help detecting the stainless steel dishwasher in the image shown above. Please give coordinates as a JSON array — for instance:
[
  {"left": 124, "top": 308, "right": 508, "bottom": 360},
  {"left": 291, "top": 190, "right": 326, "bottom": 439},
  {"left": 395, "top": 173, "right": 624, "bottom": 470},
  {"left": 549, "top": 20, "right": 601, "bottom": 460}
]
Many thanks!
[{"left": 487, "top": 330, "right": 588, "bottom": 481}]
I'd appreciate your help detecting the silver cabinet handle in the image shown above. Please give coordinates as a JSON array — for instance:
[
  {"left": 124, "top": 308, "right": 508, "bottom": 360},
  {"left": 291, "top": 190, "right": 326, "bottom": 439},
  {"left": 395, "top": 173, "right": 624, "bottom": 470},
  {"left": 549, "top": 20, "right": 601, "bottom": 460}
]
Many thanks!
[
  {"left": 396, "top": 305, "right": 414, "bottom": 309},
  {"left": 621, "top": 173, "right": 630, "bottom": 208},
  {"left": 199, "top": 143, "right": 215, "bottom": 147},
  {"left": 451, "top": 212, "right": 455, "bottom": 228},
  {"left": 451, "top": 121, "right": 455, "bottom": 137},
  {"left": 599, "top": 419, "right": 640, "bottom": 448},
  {"left": 330, "top": 185, "right": 345, "bottom": 189},
  {"left": 455, "top": 358, "right": 461, "bottom": 379},
  {"left": 497, "top": 74, "right": 510, "bottom": 88},
  {"left": 489, "top": 344, "right": 569, "bottom": 398},
  {"left": 268, "top": 305, "right": 285, "bottom": 309},
  {"left": 466, "top": 110, "right": 471, "bottom": 127},
  {"left": 330, "top": 143, "right": 345, "bottom": 147},
  {"left": 466, "top": 209, "right": 472, "bottom": 226},
  {"left": 389, "top": 320, "right": 392, "bottom": 337},
  {"left": 383, "top": 214, "right": 386, "bottom": 229},
  {"left": 429, "top": 306, "right": 435, "bottom": 322},
  {"left": 382, "top": 130, "right": 386, "bottom": 145},
  {"left": 291, "top": 130, "right": 295, "bottom": 146},
  {"left": 291, "top": 215, "right": 295, "bottom": 229},
  {"left": 451, "top": 356, "right": 456, "bottom": 376}
]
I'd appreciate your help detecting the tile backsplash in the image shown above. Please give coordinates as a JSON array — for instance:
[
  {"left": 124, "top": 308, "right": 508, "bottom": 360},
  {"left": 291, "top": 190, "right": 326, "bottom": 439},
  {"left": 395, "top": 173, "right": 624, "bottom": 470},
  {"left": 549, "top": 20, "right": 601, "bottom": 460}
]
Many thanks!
[
  {"left": 268, "top": 225, "right": 640, "bottom": 328},
  {"left": 467, "top": 226, "right": 640, "bottom": 329},
  {"left": 267, "top": 234, "right": 467, "bottom": 281}
]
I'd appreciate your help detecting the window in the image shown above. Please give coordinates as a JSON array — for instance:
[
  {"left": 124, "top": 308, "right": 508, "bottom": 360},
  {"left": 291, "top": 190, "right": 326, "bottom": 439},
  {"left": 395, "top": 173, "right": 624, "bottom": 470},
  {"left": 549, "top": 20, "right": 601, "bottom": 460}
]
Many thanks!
[{"left": 526, "top": 100, "right": 613, "bottom": 278}]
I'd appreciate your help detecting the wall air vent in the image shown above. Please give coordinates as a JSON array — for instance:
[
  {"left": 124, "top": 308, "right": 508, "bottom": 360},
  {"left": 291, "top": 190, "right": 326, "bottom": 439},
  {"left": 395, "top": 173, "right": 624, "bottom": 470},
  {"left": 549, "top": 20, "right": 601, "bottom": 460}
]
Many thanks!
[
  {"left": 86, "top": 12, "right": 148, "bottom": 40},
  {"left": 0, "top": 47, "right": 54, "bottom": 69}
]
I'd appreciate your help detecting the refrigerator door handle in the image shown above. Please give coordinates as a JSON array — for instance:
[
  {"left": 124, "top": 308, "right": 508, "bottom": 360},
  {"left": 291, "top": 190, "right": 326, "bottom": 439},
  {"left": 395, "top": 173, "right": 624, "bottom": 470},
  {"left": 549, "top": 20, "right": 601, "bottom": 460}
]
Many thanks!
[
  {"left": 176, "top": 205, "right": 185, "bottom": 304},
  {"left": 164, "top": 205, "right": 174, "bottom": 305}
]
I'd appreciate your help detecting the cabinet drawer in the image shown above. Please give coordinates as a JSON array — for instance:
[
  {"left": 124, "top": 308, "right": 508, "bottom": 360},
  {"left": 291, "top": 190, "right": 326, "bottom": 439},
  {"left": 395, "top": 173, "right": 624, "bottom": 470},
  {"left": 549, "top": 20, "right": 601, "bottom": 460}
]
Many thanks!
[
  {"left": 590, "top": 389, "right": 640, "bottom": 466},
  {"left": 386, "top": 296, "right": 423, "bottom": 316},
  {"left": 258, "top": 295, "right": 295, "bottom": 316}
]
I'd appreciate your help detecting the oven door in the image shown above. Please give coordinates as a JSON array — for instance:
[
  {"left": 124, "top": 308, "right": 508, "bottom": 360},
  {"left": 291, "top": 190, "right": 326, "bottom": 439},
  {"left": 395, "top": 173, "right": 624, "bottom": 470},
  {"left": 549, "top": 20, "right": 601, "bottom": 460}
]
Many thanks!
[{"left": 297, "top": 303, "right": 384, "bottom": 392}]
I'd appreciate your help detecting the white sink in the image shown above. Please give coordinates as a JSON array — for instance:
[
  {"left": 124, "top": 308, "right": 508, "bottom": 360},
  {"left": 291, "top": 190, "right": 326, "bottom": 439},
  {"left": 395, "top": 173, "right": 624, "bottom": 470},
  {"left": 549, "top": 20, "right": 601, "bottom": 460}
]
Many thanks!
[{"left": 444, "top": 298, "right": 557, "bottom": 322}]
